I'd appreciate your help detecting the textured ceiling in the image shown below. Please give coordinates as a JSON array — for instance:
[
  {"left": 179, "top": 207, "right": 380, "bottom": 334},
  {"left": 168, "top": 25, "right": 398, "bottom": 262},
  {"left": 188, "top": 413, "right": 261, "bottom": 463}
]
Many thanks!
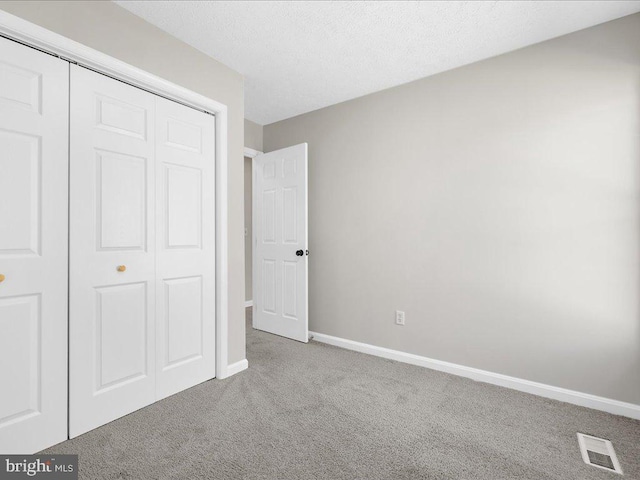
[{"left": 115, "top": 1, "right": 640, "bottom": 125}]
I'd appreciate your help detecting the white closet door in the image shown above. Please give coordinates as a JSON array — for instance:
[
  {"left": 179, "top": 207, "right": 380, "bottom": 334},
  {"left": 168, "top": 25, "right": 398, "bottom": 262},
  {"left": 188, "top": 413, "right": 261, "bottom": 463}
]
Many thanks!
[
  {"left": 69, "top": 65, "right": 156, "bottom": 437},
  {"left": 0, "top": 38, "right": 69, "bottom": 454},
  {"left": 155, "top": 98, "right": 216, "bottom": 400}
]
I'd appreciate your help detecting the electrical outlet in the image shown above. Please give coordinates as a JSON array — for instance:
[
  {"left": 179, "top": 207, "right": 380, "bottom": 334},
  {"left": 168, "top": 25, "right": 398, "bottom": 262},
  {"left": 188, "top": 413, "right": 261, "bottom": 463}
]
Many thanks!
[{"left": 395, "top": 310, "right": 405, "bottom": 326}]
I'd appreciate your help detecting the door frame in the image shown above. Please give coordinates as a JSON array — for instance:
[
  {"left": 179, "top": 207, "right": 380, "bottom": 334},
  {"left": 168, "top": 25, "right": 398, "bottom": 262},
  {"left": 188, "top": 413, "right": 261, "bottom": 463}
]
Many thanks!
[
  {"left": 243, "top": 147, "right": 263, "bottom": 310},
  {"left": 244, "top": 147, "right": 263, "bottom": 158},
  {"left": 244, "top": 147, "right": 264, "bottom": 328},
  {"left": 0, "top": 11, "right": 233, "bottom": 379}
]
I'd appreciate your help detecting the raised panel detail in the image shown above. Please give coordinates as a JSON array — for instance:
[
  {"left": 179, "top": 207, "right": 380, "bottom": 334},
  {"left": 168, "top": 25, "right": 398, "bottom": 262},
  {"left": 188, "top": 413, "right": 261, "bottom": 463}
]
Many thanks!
[
  {"left": 282, "top": 187, "right": 297, "bottom": 244},
  {"left": 166, "top": 118, "right": 202, "bottom": 153},
  {"left": 263, "top": 162, "right": 276, "bottom": 180},
  {"left": 262, "top": 189, "right": 276, "bottom": 244},
  {"left": 95, "top": 283, "right": 147, "bottom": 392},
  {"left": 163, "top": 276, "right": 203, "bottom": 369},
  {"left": 262, "top": 259, "right": 276, "bottom": 314},
  {"left": 0, "top": 130, "right": 40, "bottom": 256},
  {"left": 0, "top": 295, "right": 41, "bottom": 427},
  {"left": 97, "top": 151, "right": 146, "bottom": 251},
  {"left": 282, "top": 158, "right": 296, "bottom": 179},
  {"left": 96, "top": 95, "right": 146, "bottom": 139},
  {"left": 0, "top": 61, "right": 41, "bottom": 113},
  {"left": 282, "top": 261, "right": 297, "bottom": 319},
  {"left": 165, "top": 164, "right": 202, "bottom": 248}
]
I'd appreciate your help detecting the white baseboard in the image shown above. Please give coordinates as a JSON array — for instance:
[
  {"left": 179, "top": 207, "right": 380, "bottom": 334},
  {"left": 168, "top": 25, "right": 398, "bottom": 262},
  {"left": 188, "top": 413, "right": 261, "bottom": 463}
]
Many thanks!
[
  {"left": 309, "top": 331, "right": 640, "bottom": 420},
  {"left": 225, "top": 359, "right": 248, "bottom": 378},
  {"left": 244, "top": 300, "right": 253, "bottom": 308}
]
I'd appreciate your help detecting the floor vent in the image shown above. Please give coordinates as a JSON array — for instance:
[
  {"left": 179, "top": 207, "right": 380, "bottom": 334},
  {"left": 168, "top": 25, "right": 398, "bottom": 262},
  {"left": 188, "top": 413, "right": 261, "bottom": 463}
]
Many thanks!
[{"left": 577, "top": 433, "right": 623, "bottom": 475}]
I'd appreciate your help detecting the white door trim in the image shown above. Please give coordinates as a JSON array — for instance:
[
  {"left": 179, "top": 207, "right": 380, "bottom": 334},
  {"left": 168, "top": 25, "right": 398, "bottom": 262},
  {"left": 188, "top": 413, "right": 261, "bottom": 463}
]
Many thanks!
[
  {"left": 243, "top": 147, "right": 261, "bottom": 313},
  {"left": 0, "top": 10, "right": 231, "bottom": 380},
  {"left": 244, "top": 147, "right": 263, "bottom": 158}
]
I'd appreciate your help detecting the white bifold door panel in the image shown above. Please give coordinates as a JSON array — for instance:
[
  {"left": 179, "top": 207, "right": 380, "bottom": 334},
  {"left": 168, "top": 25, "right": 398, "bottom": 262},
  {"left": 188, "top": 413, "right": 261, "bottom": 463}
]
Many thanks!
[
  {"left": 253, "top": 144, "right": 308, "bottom": 343},
  {"left": 70, "top": 66, "right": 216, "bottom": 437},
  {"left": 155, "top": 97, "right": 216, "bottom": 401},
  {"left": 69, "top": 65, "right": 157, "bottom": 437},
  {"left": 0, "top": 38, "right": 69, "bottom": 453}
]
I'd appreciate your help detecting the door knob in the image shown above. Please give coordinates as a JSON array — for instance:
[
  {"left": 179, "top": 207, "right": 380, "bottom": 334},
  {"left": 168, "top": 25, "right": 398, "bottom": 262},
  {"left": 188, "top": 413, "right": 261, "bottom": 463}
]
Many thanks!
[
  {"left": 117, "top": 265, "right": 127, "bottom": 272},
  {"left": 0, "top": 274, "right": 5, "bottom": 283},
  {"left": 296, "top": 250, "right": 304, "bottom": 256}
]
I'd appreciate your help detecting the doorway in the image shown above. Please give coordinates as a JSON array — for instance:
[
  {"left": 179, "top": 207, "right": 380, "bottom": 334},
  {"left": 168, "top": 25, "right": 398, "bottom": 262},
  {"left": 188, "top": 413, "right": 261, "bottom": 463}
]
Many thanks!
[{"left": 245, "top": 144, "right": 309, "bottom": 343}]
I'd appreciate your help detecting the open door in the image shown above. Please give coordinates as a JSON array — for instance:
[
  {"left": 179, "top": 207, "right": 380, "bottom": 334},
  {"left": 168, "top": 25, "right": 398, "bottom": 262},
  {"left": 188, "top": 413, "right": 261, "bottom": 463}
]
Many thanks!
[{"left": 253, "top": 144, "right": 308, "bottom": 342}]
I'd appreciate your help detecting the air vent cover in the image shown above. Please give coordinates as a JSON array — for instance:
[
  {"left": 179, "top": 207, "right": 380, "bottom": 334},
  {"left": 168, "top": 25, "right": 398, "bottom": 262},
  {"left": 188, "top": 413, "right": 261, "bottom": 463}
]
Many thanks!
[{"left": 577, "top": 433, "right": 623, "bottom": 475}]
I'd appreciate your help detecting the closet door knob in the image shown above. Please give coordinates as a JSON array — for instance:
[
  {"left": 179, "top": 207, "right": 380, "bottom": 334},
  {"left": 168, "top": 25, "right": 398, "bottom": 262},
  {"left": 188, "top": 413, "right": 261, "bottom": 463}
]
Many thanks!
[
  {"left": 0, "top": 274, "right": 5, "bottom": 283},
  {"left": 116, "top": 265, "right": 126, "bottom": 272}
]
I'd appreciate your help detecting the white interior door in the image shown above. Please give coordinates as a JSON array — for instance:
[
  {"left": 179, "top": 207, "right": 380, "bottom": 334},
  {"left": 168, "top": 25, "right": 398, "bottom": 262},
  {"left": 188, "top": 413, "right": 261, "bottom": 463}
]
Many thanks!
[
  {"left": 155, "top": 97, "right": 216, "bottom": 400},
  {"left": 0, "top": 38, "right": 69, "bottom": 453},
  {"left": 253, "top": 144, "right": 308, "bottom": 342},
  {"left": 69, "top": 65, "right": 156, "bottom": 437}
]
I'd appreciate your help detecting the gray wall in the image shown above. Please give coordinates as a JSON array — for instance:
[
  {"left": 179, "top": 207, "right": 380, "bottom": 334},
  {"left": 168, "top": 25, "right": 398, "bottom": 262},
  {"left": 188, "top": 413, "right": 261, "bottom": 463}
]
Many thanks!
[
  {"left": 265, "top": 13, "right": 640, "bottom": 405},
  {"left": 0, "top": 1, "right": 247, "bottom": 364},
  {"left": 244, "top": 119, "right": 263, "bottom": 303},
  {"left": 245, "top": 119, "right": 263, "bottom": 152}
]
